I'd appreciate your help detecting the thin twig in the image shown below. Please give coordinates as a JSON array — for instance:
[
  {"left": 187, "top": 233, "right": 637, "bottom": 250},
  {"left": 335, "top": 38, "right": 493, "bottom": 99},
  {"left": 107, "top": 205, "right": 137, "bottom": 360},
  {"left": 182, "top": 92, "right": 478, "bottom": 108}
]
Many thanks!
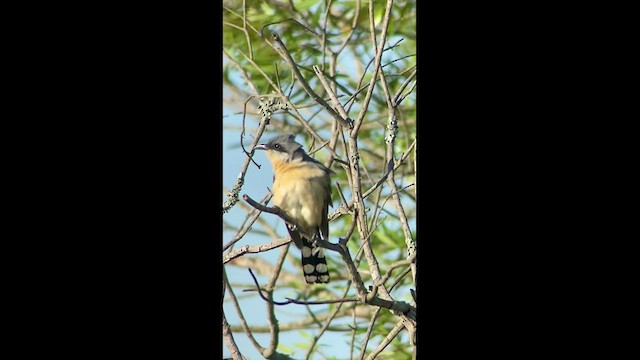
[
  {"left": 358, "top": 307, "right": 383, "bottom": 360},
  {"left": 261, "top": 244, "right": 290, "bottom": 358},
  {"left": 393, "top": 69, "right": 416, "bottom": 108},
  {"left": 335, "top": 0, "right": 361, "bottom": 56},
  {"left": 335, "top": 181, "right": 349, "bottom": 209},
  {"left": 242, "top": 194, "right": 301, "bottom": 231},
  {"left": 270, "top": 33, "right": 352, "bottom": 129},
  {"left": 345, "top": 38, "right": 404, "bottom": 114},
  {"left": 222, "top": 311, "right": 244, "bottom": 360},
  {"left": 242, "top": 0, "right": 253, "bottom": 59},
  {"left": 260, "top": 18, "right": 320, "bottom": 39},
  {"left": 377, "top": 252, "right": 417, "bottom": 288},
  {"left": 352, "top": 0, "right": 396, "bottom": 135},
  {"left": 388, "top": 267, "right": 411, "bottom": 293},
  {"left": 364, "top": 321, "right": 405, "bottom": 360},
  {"left": 223, "top": 192, "right": 272, "bottom": 252},
  {"left": 223, "top": 6, "right": 260, "bottom": 35},
  {"left": 349, "top": 305, "right": 358, "bottom": 360},
  {"left": 239, "top": 51, "right": 348, "bottom": 166},
  {"left": 396, "top": 81, "right": 417, "bottom": 107},
  {"left": 222, "top": 99, "right": 269, "bottom": 213},
  {"left": 304, "top": 278, "right": 356, "bottom": 360},
  {"left": 313, "top": 65, "right": 353, "bottom": 126},
  {"left": 246, "top": 268, "right": 359, "bottom": 306},
  {"left": 223, "top": 237, "right": 292, "bottom": 264},
  {"left": 228, "top": 305, "right": 371, "bottom": 333},
  {"left": 223, "top": 268, "right": 265, "bottom": 352},
  {"left": 319, "top": 0, "right": 333, "bottom": 71}
]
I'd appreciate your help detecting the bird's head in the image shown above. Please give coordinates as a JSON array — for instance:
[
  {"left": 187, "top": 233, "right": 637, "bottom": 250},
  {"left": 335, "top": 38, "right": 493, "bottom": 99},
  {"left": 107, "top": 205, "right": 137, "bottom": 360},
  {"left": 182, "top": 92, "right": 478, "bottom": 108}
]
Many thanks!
[{"left": 254, "top": 134, "right": 304, "bottom": 163}]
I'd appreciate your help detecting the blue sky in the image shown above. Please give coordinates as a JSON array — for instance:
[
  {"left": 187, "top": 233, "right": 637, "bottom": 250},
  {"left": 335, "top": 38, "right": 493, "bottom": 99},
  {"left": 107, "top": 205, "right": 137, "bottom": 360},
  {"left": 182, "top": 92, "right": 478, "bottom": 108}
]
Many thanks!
[
  {"left": 222, "top": 25, "right": 415, "bottom": 357},
  {"left": 221, "top": 95, "right": 368, "bottom": 358}
]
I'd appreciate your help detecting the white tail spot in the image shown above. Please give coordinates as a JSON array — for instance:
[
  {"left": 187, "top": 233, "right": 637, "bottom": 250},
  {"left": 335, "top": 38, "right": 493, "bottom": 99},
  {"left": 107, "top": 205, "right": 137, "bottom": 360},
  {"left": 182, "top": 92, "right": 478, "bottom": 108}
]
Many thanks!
[
  {"left": 303, "top": 264, "right": 315, "bottom": 274},
  {"left": 316, "top": 263, "right": 328, "bottom": 273},
  {"left": 302, "top": 246, "right": 312, "bottom": 258}
]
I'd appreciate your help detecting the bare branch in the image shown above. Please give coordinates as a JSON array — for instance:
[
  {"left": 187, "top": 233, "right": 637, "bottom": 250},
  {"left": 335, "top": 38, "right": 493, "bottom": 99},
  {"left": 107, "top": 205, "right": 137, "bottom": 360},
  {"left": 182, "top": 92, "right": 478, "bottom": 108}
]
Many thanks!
[
  {"left": 377, "top": 252, "right": 417, "bottom": 288},
  {"left": 224, "top": 0, "right": 417, "bottom": 356},
  {"left": 393, "top": 69, "right": 417, "bottom": 107},
  {"left": 242, "top": 194, "right": 301, "bottom": 230},
  {"left": 241, "top": 0, "right": 253, "bottom": 59},
  {"left": 304, "top": 278, "right": 357, "bottom": 360},
  {"left": 319, "top": 0, "right": 333, "bottom": 71},
  {"left": 396, "top": 80, "right": 417, "bottom": 107},
  {"left": 261, "top": 244, "right": 290, "bottom": 358},
  {"left": 224, "top": 269, "right": 265, "bottom": 353},
  {"left": 244, "top": 268, "right": 358, "bottom": 306},
  {"left": 349, "top": 305, "right": 358, "bottom": 360},
  {"left": 335, "top": 0, "right": 361, "bottom": 56},
  {"left": 222, "top": 99, "right": 269, "bottom": 213},
  {"left": 313, "top": 65, "right": 353, "bottom": 127},
  {"left": 270, "top": 33, "right": 352, "bottom": 129},
  {"left": 239, "top": 51, "right": 348, "bottom": 166},
  {"left": 260, "top": 18, "right": 320, "bottom": 40},
  {"left": 358, "top": 307, "right": 383, "bottom": 360},
  {"left": 229, "top": 305, "right": 374, "bottom": 333},
  {"left": 227, "top": 256, "right": 300, "bottom": 285},
  {"left": 351, "top": 0, "right": 396, "bottom": 136},
  {"left": 223, "top": 6, "right": 260, "bottom": 36},
  {"left": 222, "top": 311, "right": 243, "bottom": 360},
  {"left": 223, "top": 192, "right": 272, "bottom": 252},
  {"left": 388, "top": 267, "right": 412, "bottom": 293},
  {"left": 223, "top": 237, "right": 292, "bottom": 264},
  {"left": 365, "top": 321, "right": 405, "bottom": 360},
  {"left": 361, "top": 138, "right": 416, "bottom": 199}
]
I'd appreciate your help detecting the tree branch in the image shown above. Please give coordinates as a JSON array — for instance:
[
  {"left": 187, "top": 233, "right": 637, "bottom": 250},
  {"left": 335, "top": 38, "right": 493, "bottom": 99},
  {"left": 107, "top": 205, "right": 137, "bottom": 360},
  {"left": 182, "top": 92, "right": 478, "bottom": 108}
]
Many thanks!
[
  {"left": 223, "top": 268, "right": 265, "bottom": 353},
  {"left": 223, "top": 237, "right": 292, "bottom": 264},
  {"left": 365, "top": 321, "right": 405, "bottom": 360},
  {"left": 270, "top": 33, "right": 352, "bottom": 129},
  {"left": 222, "top": 311, "right": 244, "bottom": 360},
  {"left": 351, "top": 0, "right": 395, "bottom": 136}
]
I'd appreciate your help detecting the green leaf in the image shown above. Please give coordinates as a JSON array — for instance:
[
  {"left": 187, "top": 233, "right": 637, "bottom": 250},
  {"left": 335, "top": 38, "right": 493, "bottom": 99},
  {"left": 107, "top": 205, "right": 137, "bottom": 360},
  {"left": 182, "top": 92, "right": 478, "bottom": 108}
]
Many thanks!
[
  {"left": 298, "top": 331, "right": 314, "bottom": 341},
  {"left": 278, "top": 344, "right": 294, "bottom": 353},
  {"left": 374, "top": 5, "right": 385, "bottom": 24},
  {"left": 294, "top": 0, "right": 320, "bottom": 11},
  {"left": 260, "top": 2, "right": 275, "bottom": 16}
]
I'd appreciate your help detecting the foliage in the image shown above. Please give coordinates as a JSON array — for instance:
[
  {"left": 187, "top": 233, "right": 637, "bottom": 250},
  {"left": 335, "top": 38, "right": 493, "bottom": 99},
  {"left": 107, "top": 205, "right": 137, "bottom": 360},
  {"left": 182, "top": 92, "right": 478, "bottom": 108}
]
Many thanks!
[{"left": 223, "top": 0, "right": 416, "bottom": 359}]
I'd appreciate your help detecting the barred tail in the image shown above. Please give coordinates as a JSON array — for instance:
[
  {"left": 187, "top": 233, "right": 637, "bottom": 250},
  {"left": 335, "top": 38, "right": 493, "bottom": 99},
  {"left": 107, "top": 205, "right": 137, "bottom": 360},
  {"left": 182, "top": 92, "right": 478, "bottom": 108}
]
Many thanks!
[{"left": 300, "top": 238, "right": 330, "bottom": 284}]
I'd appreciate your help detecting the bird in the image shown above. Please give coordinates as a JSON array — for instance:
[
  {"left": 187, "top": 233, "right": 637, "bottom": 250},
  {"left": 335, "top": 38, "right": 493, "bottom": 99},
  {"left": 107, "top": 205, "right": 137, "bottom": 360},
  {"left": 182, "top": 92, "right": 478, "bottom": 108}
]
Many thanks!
[{"left": 254, "top": 134, "right": 333, "bottom": 284}]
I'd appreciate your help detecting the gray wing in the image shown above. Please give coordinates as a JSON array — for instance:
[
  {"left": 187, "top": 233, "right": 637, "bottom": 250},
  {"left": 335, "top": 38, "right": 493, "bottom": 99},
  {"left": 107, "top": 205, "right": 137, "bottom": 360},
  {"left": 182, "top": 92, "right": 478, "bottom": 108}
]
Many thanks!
[
  {"left": 320, "top": 171, "right": 331, "bottom": 241},
  {"left": 286, "top": 224, "right": 304, "bottom": 249}
]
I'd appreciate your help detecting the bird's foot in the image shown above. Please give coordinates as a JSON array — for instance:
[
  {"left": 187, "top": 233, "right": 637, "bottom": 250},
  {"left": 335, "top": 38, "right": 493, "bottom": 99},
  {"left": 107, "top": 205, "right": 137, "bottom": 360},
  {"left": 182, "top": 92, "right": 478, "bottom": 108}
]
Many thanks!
[{"left": 311, "top": 233, "right": 321, "bottom": 248}]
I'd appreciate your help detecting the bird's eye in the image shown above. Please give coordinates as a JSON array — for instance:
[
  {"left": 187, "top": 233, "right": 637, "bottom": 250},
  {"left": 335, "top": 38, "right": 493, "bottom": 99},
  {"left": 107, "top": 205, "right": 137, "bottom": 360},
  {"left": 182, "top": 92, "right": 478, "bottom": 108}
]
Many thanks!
[{"left": 274, "top": 144, "right": 280, "bottom": 149}]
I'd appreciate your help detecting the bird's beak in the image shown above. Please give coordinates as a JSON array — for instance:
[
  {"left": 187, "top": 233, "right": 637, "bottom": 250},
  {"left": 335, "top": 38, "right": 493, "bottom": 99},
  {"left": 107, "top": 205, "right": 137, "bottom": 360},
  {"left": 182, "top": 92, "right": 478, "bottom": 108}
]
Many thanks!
[{"left": 254, "top": 144, "right": 267, "bottom": 151}]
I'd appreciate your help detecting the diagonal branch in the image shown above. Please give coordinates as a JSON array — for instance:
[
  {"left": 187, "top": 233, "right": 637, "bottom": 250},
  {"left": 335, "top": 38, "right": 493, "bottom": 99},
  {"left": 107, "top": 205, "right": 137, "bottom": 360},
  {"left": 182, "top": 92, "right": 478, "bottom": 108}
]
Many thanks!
[
  {"left": 269, "top": 33, "right": 353, "bottom": 129},
  {"left": 223, "top": 237, "right": 292, "bottom": 264},
  {"left": 239, "top": 51, "right": 348, "bottom": 166},
  {"left": 222, "top": 101, "right": 269, "bottom": 213},
  {"left": 365, "top": 321, "right": 406, "bottom": 360},
  {"left": 223, "top": 268, "right": 265, "bottom": 353},
  {"left": 313, "top": 65, "right": 352, "bottom": 126},
  {"left": 358, "top": 307, "right": 383, "bottom": 360},
  {"left": 351, "top": 0, "right": 395, "bottom": 136},
  {"left": 222, "top": 311, "right": 243, "bottom": 360}
]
